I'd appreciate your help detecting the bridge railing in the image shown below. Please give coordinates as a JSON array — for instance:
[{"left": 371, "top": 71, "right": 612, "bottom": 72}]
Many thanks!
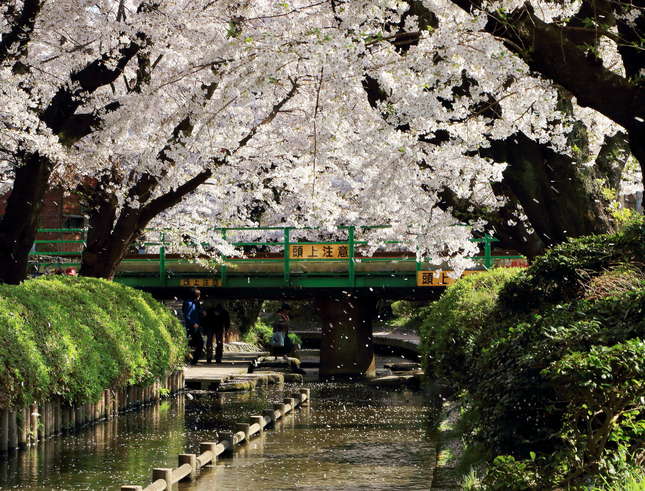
[{"left": 28, "top": 226, "right": 526, "bottom": 287}]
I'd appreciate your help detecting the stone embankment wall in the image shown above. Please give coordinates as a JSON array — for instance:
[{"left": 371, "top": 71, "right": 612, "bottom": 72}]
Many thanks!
[{"left": 0, "top": 371, "right": 184, "bottom": 455}]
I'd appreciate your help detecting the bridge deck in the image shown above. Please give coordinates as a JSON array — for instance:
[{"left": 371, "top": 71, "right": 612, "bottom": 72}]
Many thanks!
[
  {"left": 29, "top": 226, "right": 526, "bottom": 291},
  {"left": 113, "top": 254, "right": 420, "bottom": 274}
]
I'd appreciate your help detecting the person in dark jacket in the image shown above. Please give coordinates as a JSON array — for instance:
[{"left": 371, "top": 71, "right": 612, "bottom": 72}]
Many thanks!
[
  {"left": 272, "top": 303, "right": 293, "bottom": 357},
  {"left": 182, "top": 289, "right": 204, "bottom": 365},
  {"left": 204, "top": 304, "right": 230, "bottom": 364}
]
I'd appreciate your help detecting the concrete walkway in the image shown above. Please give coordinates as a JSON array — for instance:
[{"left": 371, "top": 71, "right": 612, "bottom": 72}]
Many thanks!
[
  {"left": 373, "top": 329, "right": 421, "bottom": 345},
  {"left": 184, "top": 352, "right": 265, "bottom": 388},
  {"left": 183, "top": 351, "right": 307, "bottom": 390},
  {"left": 184, "top": 364, "right": 249, "bottom": 382}
]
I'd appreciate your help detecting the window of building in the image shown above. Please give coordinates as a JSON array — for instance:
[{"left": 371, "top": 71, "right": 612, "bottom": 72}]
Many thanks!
[{"left": 63, "top": 215, "right": 86, "bottom": 229}]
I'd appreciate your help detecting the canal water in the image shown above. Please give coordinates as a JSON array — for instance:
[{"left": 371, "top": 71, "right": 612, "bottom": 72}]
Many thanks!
[{"left": 0, "top": 384, "right": 439, "bottom": 490}]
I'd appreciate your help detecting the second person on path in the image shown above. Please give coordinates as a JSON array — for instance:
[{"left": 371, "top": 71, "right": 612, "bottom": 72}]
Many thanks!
[
  {"left": 204, "top": 303, "right": 230, "bottom": 364},
  {"left": 182, "top": 289, "right": 204, "bottom": 365}
]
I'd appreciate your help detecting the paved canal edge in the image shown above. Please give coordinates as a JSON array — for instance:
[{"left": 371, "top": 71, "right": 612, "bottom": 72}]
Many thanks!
[
  {"left": 430, "top": 401, "right": 464, "bottom": 490},
  {"left": 120, "top": 388, "right": 310, "bottom": 490}
]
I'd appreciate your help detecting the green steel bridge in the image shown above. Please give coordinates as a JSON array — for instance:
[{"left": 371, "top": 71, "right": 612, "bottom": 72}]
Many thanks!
[
  {"left": 29, "top": 225, "right": 527, "bottom": 377},
  {"left": 29, "top": 226, "right": 526, "bottom": 298}
]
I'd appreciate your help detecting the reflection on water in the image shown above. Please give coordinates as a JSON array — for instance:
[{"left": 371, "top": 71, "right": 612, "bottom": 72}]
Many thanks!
[
  {"left": 0, "top": 385, "right": 437, "bottom": 490},
  {"left": 186, "top": 385, "right": 438, "bottom": 490},
  {"left": 0, "top": 398, "right": 188, "bottom": 490}
]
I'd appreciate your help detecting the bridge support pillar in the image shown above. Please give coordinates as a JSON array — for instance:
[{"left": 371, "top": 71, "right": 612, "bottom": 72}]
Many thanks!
[{"left": 315, "top": 295, "right": 377, "bottom": 380}]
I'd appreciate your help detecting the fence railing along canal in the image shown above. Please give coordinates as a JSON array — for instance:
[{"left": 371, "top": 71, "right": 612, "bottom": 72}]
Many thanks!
[
  {"left": 28, "top": 226, "right": 527, "bottom": 290},
  {"left": 121, "top": 388, "right": 311, "bottom": 491},
  {"left": 0, "top": 370, "right": 184, "bottom": 455}
]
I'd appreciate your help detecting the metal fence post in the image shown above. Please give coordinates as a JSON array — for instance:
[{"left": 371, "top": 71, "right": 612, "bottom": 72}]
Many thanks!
[
  {"left": 159, "top": 232, "right": 166, "bottom": 284},
  {"left": 221, "top": 229, "right": 228, "bottom": 286},
  {"left": 348, "top": 226, "right": 355, "bottom": 287},
  {"left": 283, "top": 227, "right": 290, "bottom": 286},
  {"left": 484, "top": 234, "right": 493, "bottom": 269}
]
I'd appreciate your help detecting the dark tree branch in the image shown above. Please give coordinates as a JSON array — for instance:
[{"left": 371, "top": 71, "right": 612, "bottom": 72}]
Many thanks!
[
  {"left": 0, "top": 0, "right": 45, "bottom": 65},
  {"left": 79, "top": 75, "right": 300, "bottom": 278},
  {"left": 41, "top": 40, "right": 142, "bottom": 133},
  {"left": 565, "top": 0, "right": 616, "bottom": 47},
  {"left": 436, "top": 0, "right": 644, "bottom": 179},
  {"left": 481, "top": 132, "right": 613, "bottom": 246},
  {"left": 617, "top": 12, "right": 645, "bottom": 81},
  {"left": 358, "top": 1, "right": 617, "bottom": 255},
  {"left": 133, "top": 76, "right": 299, "bottom": 206},
  {"left": 57, "top": 101, "right": 121, "bottom": 146},
  {"left": 139, "top": 168, "right": 214, "bottom": 225},
  {"left": 234, "top": 78, "right": 299, "bottom": 151}
]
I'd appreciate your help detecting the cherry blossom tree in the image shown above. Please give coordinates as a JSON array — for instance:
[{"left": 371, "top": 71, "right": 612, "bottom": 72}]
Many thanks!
[
  {"left": 438, "top": 0, "right": 645, "bottom": 179},
  {"left": 0, "top": 0, "right": 159, "bottom": 283},
  {"left": 0, "top": 0, "right": 305, "bottom": 280},
  {"left": 2, "top": 0, "right": 641, "bottom": 284},
  {"left": 336, "top": 0, "right": 641, "bottom": 255}
]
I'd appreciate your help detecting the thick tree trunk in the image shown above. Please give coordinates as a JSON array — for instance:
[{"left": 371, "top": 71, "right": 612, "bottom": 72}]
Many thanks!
[
  {"left": 628, "top": 130, "right": 645, "bottom": 190},
  {"left": 440, "top": 186, "right": 546, "bottom": 259},
  {"left": 227, "top": 300, "right": 265, "bottom": 336},
  {"left": 80, "top": 169, "right": 213, "bottom": 279},
  {"left": 80, "top": 206, "right": 141, "bottom": 280},
  {"left": 484, "top": 133, "right": 614, "bottom": 247},
  {"left": 0, "top": 154, "right": 52, "bottom": 284},
  {"left": 0, "top": 30, "right": 141, "bottom": 284},
  {"left": 487, "top": 183, "right": 546, "bottom": 258},
  {"left": 79, "top": 246, "right": 127, "bottom": 280},
  {"left": 594, "top": 132, "right": 631, "bottom": 192},
  {"left": 78, "top": 82, "right": 294, "bottom": 280},
  {"left": 397, "top": 0, "right": 644, "bottom": 184},
  {"left": 440, "top": 130, "right": 615, "bottom": 258},
  {"left": 80, "top": 188, "right": 125, "bottom": 279}
]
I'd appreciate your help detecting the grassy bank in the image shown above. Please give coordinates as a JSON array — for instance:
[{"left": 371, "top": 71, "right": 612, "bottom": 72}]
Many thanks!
[
  {"left": 415, "top": 219, "right": 644, "bottom": 489},
  {"left": 0, "top": 276, "right": 187, "bottom": 409}
]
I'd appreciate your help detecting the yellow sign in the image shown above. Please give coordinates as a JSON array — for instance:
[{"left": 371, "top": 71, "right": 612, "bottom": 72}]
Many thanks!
[
  {"left": 179, "top": 278, "right": 220, "bottom": 287},
  {"left": 290, "top": 243, "right": 349, "bottom": 260},
  {"left": 416, "top": 270, "right": 483, "bottom": 287}
]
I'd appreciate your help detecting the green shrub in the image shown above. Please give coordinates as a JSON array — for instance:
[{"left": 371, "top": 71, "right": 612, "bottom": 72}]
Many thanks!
[
  {"left": 242, "top": 319, "right": 302, "bottom": 348},
  {"left": 586, "top": 465, "right": 645, "bottom": 490},
  {"left": 418, "top": 268, "right": 521, "bottom": 390},
  {"left": 242, "top": 319, "right": 273, "bottom": 347},
  {"left": 391, "top": 300, "right": 418, "bottom": 318},
  {"left": 288, "top": 332, "right": 302, "bottom": 346},
  {"left": 470, "top": 290, "right": 644, "bottom": 458},
  {"left": 390, "top": 299, "right": 428, "bottom": 330},
  {"left": 497, "top": 219, "right": 644, "bottom": 315},
  {"left": 470, "top": 220, "right": 645, "bottom": 488},
  {"left": 0, "top": 276, "right": 187, "bottom": 408},
  {"left": 544, "top": 338, "right": 645, "bottom": 482},
  {"left": 417, "top": 219, "right": 644, "bottom": 488},
  {"left": 483, "top": 455, "right": 541, "bottom": 490}
]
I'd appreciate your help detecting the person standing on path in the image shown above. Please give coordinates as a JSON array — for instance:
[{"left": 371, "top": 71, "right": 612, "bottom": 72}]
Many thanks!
[
  {"left": 182, "top": 289, "right": 204, "bottom": 365},
  {"left": 272, "top": 303, "right": 293, "bottom": 357},
  {"left": 205, "top": 304, "right": 230, "bottom": 364}
]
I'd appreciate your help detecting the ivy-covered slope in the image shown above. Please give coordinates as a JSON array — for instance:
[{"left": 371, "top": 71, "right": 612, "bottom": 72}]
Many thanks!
[
  {"left": 474, "top": 220, "right": 644, "bottom": 488},
  {"left": 0, "top": 276, "right": 187, "bottom": 409},
  {"left": 419, "top": 219, "right": 644, "bottom": 489}
]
